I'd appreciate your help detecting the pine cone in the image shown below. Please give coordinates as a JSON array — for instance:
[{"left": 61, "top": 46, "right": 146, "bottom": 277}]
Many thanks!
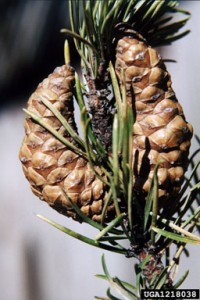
[
  {"left": 19, "top": 65, "right": 114, "bottom": 222},
  {"left": 115, "top": 33, "right": 193, "bottom": 205},
  {"left": 19, "top": 34, "right": 193, "bottom": 222}
]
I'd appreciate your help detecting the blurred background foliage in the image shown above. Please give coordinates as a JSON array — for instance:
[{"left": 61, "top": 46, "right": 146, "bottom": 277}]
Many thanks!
[{"left": 0, "top": 0, "right": 79, "bottom": 110}]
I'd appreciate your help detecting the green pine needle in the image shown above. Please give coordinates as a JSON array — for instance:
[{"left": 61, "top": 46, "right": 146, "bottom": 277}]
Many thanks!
[
  {"left": 173, "top": 270, "right": 189, "bottom": 289},
  {"left": 37, "top": 215, "right": 127, "bottom": 255},
  {"left": 95, "top": 213, "right": 126, "bottom": 241},
  {"left": 151, "top": 226, "right": 200, "bottom": 245},
  {"left": 23, "top": 108, "right": 87, "bottom": 159}
]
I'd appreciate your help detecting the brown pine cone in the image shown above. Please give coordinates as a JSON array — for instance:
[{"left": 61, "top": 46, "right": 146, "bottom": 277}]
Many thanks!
[
  {"left": 115, "top": 33, "right": 193, "bottom": 205},
  {"left": 19, "top": 65, "right": 114, "bottom": 222}
]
